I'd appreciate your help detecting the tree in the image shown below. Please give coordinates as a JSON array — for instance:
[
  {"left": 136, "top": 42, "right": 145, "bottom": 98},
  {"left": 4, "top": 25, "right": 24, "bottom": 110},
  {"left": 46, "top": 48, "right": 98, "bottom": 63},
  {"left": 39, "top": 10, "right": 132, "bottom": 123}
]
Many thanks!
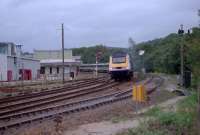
[{"left": 72, "top": 45, "right": 127, "bottom": 63}]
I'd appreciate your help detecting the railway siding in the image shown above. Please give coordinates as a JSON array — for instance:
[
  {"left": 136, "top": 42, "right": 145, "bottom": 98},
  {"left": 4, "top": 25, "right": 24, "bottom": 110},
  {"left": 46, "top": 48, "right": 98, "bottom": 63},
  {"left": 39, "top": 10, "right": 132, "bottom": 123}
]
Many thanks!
[{"left": 0, "top": 76, "right": 163, "bottom": 131}]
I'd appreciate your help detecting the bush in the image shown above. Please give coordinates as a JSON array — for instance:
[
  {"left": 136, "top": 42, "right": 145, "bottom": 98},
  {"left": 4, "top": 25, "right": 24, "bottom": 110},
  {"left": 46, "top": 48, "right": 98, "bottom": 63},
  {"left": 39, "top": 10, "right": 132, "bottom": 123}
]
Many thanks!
[
  {"left": 117, "top": 122, "right": 168, "bottom": 135},
  {"left": 118, "top": 92, "right": 198, "bottom": 135},
  {"left": 156, "top": 111, "right": 194, "bottom": 128},
  {"left": 145, "top": 106, "right": 161, "bottom": 117},
  {"left": 178, "top": 92, "right": 198, "bottom": 112}
]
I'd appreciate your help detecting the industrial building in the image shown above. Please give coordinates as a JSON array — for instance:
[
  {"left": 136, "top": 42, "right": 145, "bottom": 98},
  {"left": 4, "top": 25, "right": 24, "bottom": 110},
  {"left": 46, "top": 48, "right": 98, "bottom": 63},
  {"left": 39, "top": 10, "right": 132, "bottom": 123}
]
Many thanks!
[
  {"left": 0, "top": 42, "right": 40, "bottom": 81},
  {"left": 34, "top": 49, "right": 81, "bottom": 80}
]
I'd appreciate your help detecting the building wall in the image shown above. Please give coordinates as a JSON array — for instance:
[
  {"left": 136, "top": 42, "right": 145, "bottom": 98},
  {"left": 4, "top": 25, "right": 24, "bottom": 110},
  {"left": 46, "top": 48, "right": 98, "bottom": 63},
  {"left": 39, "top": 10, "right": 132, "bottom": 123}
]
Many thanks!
[
  {"left": 42, "top": 66, "right": 77, "bottom": 81},
  {"left": 44, "top": 66, "right": 77, "bottom": 75},
  {"left": 34, "top": 49, "right": 73, "bottom": 60},
  {"left": 7, "top": 56, "right": 40, "bottom": 81},
  {"left": 0, "top": 44, "right": 8, "bottom": 55},
  {"left": 7, "top": 57, "right": 18, "bottom": 80},
  {"left": 0, "top": 42, "right": 18, "bottom": 56},
  {"left": 0, "top": 54, "right": 7, "bottom": 81},
  {"left": 21, "top": 58, "right": 40, "bottom": 79}
]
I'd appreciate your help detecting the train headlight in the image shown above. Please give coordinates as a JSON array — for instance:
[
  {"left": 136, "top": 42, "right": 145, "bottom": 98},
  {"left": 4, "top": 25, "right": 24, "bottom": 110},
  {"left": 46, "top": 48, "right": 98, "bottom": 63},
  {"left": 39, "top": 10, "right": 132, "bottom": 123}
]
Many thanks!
[{"left": 126, "top": 66, "right": 129, "bottom": 70}]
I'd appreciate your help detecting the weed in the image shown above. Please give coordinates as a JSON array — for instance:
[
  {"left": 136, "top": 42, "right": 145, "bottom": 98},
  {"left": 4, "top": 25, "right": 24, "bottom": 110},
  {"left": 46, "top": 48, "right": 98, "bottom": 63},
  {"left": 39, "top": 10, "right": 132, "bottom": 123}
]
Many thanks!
[
  {"left": 144, "top": 106, "right": 161, "bottom": 117},
  {"left": 117, "top": 92, "right": 198, "bottom": 135},
  {"left": 117, "top": 121, "right": 168, "bottom": 135},
  {"left": 111, "top": 116, "right": 129, "bottom": 123},
  {"left": 177, "top": 92, "right": 197, "bottom": 112}
]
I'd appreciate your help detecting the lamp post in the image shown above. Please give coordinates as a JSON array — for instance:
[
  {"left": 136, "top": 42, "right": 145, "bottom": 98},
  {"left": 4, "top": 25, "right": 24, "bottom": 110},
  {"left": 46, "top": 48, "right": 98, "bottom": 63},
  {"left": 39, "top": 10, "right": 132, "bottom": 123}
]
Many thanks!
[{"left": 139, "top": 50, "right": 145, "bottom": 74}]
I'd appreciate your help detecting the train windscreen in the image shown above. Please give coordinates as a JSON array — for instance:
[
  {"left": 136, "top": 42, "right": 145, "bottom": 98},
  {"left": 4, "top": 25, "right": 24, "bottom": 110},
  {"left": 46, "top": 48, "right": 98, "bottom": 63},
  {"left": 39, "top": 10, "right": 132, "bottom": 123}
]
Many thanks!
[{"left": 112, "top": 57, "right": 126, "bottom": 63}]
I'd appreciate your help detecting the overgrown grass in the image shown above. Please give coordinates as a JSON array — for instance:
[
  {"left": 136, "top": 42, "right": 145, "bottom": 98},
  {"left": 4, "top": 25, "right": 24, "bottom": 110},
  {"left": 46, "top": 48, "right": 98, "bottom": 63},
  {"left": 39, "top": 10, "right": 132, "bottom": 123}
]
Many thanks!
[
  {"left": 111, "top": 116, "right": 129, "bottom": 123},
  {"left": 117, "top": 122, "right": 168, "bottom": 135},
  {"left": 144, "top": 106, "right": 161, "bottom": 117},
  {"left": 117, "top": 92, "right": 198, "bottom": 135}
]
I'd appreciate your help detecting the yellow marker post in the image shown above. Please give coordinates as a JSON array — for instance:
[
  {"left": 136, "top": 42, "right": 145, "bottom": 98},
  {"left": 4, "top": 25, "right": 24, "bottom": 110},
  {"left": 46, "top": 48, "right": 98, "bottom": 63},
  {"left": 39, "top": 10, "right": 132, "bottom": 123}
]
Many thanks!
[
  {"left": 132, "top": 85, "right": 137, "bottom": 101},
  {"left": 132, "top": 84, "right": 146, "bottom": 102},
  {"left": 132, "top": 85, "right": 138, "bottom": 114},
  {"left": 132, "top": 84, "right": 147, "bottom": 114}
]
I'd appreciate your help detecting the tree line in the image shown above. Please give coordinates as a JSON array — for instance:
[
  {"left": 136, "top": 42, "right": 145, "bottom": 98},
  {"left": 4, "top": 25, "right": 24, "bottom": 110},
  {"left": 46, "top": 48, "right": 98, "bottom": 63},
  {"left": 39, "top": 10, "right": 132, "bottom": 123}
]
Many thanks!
[
  {"left": 72, "top": 27, "right": 200, "bottom": 87},
  {"left": 129, "top": 27, "right": 200, "bottom": 87},
  {"left": 72, "top": 45, "right": 127, "bottom": 64}
]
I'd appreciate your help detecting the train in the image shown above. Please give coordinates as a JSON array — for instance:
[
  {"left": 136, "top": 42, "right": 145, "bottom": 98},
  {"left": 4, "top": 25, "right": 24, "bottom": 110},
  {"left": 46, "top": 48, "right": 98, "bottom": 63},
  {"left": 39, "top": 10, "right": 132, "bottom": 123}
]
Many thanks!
[
  {"left": 109, "top": 52, "right": 133, "bottom": 81},
  {"left": 80, "top": 63, "right": 108, "bottom": 73}
]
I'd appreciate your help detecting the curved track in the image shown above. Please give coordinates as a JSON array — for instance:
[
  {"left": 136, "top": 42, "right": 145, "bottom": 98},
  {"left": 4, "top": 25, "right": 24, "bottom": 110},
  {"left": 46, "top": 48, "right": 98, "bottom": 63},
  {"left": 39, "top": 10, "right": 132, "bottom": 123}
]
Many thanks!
[
  {"left": 0, "top": 75, "right": 164, "bottom": 132},
  {"left": 0, "top": 76, "right": 108, "bottom": 104}
]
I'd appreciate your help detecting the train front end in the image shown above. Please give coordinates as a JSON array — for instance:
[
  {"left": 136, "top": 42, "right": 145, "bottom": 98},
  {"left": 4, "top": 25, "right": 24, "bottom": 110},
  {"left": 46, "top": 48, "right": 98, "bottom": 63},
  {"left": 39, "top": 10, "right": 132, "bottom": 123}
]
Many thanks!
[{"left": 109, "top": 52, "right": 132, "bottom": 81}]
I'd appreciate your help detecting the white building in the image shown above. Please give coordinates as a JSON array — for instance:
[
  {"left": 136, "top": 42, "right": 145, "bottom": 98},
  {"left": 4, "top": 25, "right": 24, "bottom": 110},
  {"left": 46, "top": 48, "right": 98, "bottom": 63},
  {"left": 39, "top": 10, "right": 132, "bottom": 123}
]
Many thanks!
[
  {"left": 34, "top": 49, "right": 81, "bottom": 79},
  {"left": 0, "top": 42, "right": 40, "bottom": 81}
]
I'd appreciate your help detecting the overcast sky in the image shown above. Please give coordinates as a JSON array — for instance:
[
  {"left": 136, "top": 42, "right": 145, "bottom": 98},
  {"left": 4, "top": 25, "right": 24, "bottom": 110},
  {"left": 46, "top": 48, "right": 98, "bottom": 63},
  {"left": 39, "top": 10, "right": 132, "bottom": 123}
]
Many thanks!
[{"left": 0, "top": 0, "right": 199, "bottom": 52}]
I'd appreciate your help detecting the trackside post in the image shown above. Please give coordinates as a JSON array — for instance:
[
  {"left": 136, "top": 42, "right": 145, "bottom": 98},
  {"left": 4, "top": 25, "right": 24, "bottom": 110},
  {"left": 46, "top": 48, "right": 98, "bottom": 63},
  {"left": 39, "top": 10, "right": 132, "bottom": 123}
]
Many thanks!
[{"left": 132, "top": 84, "right": 147, "bottom": 113}]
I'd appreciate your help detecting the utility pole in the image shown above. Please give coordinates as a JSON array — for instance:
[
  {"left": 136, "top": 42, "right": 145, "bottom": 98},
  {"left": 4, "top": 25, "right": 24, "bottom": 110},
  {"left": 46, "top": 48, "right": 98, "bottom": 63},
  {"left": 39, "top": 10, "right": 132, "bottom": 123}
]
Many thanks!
[
  {"left": 21, "top": 62, "right": 24, "bottom": 90},
  {"left": 178, "top": 24, "right": 184, "bottom": 87},
  {"left": 95, "top": 51, "right": 102, "bottom": 77},
  {"left": 96, "top": 59, "right": 98, "bottom": 77},
  {"left": 197, "top": 9, "right": 200, "bottom": 134},
  {"left": 198, "top": 9, "right": 200, "bottom": 28},
  {"left": 95, "top": 53, "right": 98, "bottom": 77},
  {"left": 61, "top": 23, "right": 65, "bottom": 84}
]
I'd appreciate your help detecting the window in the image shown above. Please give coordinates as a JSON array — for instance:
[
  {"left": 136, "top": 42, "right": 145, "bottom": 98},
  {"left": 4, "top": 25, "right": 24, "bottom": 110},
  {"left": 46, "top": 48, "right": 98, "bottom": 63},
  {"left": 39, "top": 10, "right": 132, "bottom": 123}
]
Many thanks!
[
  {"left": 0, "top": 46, "right": 7, "bottom": 54},
  {"left": 57, "top": 67, "right": 59, "bottom": 74},
  {"left": 40, "top": 67, "right": 45, "bottom": 74},
  {"left": 112, "top": 57, "right": 126, "bottom": 63},
  {"left": 50, "top": 67, "right": 52, "bottom": 74},
  {"left": 14, "top": 57, "right": 17, "bottom": 65}
]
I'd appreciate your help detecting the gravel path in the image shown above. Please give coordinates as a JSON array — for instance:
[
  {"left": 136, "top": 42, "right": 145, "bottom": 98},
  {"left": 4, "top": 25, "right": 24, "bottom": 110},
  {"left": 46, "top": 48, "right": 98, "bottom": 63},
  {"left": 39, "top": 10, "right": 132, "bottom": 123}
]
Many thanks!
[{"left": 64, "top": 96, "right": 185, "bottom": 135}]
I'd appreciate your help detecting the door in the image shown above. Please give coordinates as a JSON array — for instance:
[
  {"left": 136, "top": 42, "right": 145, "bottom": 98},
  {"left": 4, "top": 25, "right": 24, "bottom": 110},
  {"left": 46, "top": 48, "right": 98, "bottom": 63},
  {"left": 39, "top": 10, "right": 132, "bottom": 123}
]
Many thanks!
[
  {"left": 28, "top": 70, "right": 32, "bottom": 80},
  {"left": 7, "top": 70, "right": 12, "bottom": 81}
]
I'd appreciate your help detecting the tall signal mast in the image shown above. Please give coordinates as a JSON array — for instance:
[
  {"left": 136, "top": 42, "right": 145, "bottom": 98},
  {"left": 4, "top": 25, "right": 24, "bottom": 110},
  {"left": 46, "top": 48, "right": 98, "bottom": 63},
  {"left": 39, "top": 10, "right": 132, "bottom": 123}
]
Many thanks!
[{"left": 198, "top": 9, "right": 200, "bottom": 27}]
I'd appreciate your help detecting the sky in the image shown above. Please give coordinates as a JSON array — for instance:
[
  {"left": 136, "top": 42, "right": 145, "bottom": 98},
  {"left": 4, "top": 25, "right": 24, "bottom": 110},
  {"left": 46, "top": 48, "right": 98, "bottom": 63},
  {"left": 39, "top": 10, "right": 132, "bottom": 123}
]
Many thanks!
[{"left": 0, "top": 0, "right": 199, "bottom": 52}]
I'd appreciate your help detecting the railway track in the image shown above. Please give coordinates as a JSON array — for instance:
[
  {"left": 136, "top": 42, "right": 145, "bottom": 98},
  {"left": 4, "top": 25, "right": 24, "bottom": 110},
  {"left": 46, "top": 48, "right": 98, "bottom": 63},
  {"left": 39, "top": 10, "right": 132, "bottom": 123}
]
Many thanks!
[
  {"left": 0, "top": 76, "right": 164, "bottom": 132},
  {"left": 0, "top": 75, "right": 106, "bottom": 89},
  {"left": 0, "top": 76, "right": 108, "bottom": 105},
  {"left": 0, "top": 88, "right": 131, "bottom": 130},
  {"left": 0, "top": 80, "right": 116, "bottom": 113}
]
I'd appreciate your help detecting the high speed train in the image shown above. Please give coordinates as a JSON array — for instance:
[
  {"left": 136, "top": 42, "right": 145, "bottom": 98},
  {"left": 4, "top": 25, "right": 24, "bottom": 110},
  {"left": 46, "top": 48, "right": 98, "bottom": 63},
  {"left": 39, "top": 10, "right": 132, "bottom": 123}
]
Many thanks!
[{"left": 109, "top": 52, "right": 133, "bottom": 81}]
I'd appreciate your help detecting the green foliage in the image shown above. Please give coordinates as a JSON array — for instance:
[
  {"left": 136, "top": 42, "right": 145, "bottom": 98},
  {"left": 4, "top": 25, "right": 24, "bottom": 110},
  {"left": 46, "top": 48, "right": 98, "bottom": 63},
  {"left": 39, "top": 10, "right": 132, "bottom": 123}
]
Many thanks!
[
  {"left": 71, "top": 28, "right": 200, "bottom": 87},
  {"left": 72, "top": 28, "right": 200, "bottom": 79},
  {"left": 118, "top": 93, "right": 198, "bottom": 135},
  {"left": 156, "top": 111, "right": 193, "bottom": 128},
  {"left": 129, "top": 27, "right": 200, "bottom": 87},
  {"left": 131, "top": 34, "right": 181, "bottom": 73},
  {"left": 178, "top": 92, "right": 198, "bottom": 111},
  {"left": 155, "top": 93, "right": 197, "bottom": 134},
  {"left": 117, "top": 121, "right": 168, "bottom": 135},
  {"left": 145, "top": 106, "right": 161, "bottom": 117},
  {"left": 72, "top": 45, "right": 127, "bottom": 63}
]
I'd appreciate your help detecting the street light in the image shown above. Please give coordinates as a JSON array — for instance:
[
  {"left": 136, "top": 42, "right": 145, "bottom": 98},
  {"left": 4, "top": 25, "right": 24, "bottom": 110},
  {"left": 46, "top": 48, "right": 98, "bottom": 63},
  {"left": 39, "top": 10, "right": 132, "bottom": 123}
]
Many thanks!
[
  {"left": 139, "top": 50, "right": 145, "bottom": 56},
  {"left": 139, "top": 50, "right": 145, "bottom": 73}
]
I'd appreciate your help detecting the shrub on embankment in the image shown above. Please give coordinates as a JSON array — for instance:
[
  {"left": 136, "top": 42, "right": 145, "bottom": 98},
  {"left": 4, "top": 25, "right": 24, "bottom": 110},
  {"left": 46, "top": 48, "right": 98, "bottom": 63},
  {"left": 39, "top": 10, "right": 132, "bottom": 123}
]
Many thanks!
[{"left": 117, "top": 92, "right": 198, "bottom": 135}]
